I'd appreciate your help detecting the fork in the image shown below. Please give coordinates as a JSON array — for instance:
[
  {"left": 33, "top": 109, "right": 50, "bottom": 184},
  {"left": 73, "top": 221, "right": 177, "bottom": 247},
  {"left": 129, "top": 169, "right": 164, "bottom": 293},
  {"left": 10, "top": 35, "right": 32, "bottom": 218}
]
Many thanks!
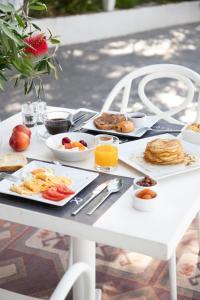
[{"left": 134, "top": 127, "right": 182, "bottom": 136}]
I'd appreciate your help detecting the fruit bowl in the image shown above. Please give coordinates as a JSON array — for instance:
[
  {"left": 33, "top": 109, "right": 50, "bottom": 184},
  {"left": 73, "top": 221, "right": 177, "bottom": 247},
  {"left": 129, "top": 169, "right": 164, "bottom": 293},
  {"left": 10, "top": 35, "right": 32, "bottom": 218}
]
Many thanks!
[{"left": 46, "top": 132, "right": 95, "bottom": 162}]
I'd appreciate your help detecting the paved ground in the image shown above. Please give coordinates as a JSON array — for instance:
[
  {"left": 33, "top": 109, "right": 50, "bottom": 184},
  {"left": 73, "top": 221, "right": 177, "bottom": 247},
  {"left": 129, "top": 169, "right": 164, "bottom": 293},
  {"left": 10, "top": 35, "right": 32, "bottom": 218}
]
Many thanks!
[{"left": 1, "top": 22, "right": 200, "bottom": 121}]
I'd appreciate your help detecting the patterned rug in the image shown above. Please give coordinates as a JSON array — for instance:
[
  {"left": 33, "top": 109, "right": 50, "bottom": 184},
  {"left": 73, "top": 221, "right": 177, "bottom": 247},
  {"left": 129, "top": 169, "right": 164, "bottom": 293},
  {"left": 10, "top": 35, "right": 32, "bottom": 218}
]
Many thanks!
[{"left": 0, "top": 218, "right": 199, "bottom": 300}]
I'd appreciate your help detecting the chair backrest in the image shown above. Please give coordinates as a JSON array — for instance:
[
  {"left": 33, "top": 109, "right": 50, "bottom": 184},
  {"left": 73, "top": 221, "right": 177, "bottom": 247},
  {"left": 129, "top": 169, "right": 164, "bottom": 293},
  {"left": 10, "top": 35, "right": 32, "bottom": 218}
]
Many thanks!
[
  {"left": 101, "top": 64, "right": 200, "bottom": 124},
  {"left": 0, "top": 262, "right": 92, "bottom": 300}
]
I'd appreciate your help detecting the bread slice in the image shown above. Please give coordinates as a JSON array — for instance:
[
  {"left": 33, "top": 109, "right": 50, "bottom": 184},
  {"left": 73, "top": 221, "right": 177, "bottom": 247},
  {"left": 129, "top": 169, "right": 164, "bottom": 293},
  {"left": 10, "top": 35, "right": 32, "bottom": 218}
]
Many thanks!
[{"left": 0, "top": 153, "right": 28, "bottom": 172}]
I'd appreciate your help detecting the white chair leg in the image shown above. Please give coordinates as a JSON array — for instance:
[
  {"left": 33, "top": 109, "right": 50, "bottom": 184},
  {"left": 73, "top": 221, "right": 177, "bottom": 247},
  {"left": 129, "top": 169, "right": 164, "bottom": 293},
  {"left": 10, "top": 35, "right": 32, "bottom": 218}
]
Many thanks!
[
  {"left": 95, "top": 289, "right": 102, "bottom": 300},
  {"left": 72, "top": 237, "right": 96, "bottom": 300},
  {"left": 169, "top": 252, "right": 178, "bottom": 300},
  {"left": 68, "top": 236, "right": 73, "bottom": 267},
  {"left": 197, "top": 211, "right": 200, "bottom": 252}
]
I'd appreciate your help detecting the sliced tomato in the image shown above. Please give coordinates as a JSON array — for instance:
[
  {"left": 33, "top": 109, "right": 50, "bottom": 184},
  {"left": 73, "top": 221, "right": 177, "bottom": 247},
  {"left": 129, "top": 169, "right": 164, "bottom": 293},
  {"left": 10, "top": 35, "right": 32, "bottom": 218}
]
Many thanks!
[
  {"left": 56, "top": 184, "right": 75, "bottom": 195},
  {"left": 42, "top": 187, "right": 66, "bottom": 201}
]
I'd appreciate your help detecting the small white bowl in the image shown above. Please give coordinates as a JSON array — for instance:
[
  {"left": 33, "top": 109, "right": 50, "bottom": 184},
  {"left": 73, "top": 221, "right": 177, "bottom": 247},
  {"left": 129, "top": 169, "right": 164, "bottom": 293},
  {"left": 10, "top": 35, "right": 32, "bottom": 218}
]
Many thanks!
[
  {"left": 46, "top": 132, "right": 95, "bottom": 162},
  {"left": 128, "top": 112, "right": 147, "bottom": 128},
  {"left": 133, "top": 176, "right": 159, "bottom": 192},
  {"left": 181, "top": 127, "right": 200, "bottom": 146},
  {"left": 133, "top": 189, "right": 158, "bottom": 212}
]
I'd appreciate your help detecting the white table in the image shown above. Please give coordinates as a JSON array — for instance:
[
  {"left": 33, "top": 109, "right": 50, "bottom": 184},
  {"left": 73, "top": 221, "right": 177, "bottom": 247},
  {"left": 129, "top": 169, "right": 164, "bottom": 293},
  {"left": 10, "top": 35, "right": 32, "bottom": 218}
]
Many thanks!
[{"left": 0, "top": 108, "right": 200, "bottom": 300}]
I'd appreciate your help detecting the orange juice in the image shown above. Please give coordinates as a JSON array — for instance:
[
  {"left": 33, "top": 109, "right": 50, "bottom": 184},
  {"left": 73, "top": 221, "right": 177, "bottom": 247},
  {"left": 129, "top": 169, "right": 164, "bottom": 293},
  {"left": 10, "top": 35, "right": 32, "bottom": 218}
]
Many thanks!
[{"left": 95, "top": 144, "right": 118, "bottom": 167}]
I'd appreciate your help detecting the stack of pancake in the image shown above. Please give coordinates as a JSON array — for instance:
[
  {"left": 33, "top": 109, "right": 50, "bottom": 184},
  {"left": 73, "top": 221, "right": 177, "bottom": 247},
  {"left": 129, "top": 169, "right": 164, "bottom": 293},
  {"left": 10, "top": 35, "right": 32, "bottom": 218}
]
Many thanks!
[{"left": 144, "top": 138, "right": 185, "bottom": 165}]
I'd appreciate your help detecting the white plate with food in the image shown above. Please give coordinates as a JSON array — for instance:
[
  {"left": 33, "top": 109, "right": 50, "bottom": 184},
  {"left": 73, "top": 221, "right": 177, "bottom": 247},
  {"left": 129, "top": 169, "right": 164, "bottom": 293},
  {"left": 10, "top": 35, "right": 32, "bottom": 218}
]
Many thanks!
[
  {"left": 0, "top": 160, "right": 98, "bottom": 206},
  {"left": 119, "top": 134, "right": 200, "bottom": 179},
  {"left": 82, "top": 111, "right": 159, "bottom": 137}
]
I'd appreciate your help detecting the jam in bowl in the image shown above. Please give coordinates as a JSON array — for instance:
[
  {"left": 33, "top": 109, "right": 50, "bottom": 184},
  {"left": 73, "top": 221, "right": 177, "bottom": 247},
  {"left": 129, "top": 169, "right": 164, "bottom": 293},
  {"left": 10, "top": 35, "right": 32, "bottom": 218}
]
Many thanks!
[{"left": 43, "top": 111, "right": 73, "bottom": 135}]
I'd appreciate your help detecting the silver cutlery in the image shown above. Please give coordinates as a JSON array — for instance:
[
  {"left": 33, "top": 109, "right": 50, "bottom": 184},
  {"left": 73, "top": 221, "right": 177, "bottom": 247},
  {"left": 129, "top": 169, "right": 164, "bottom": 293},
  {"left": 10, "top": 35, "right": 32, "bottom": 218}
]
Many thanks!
[
  {"left": 0, "top": 172, "right": 18, "bottom": 182},
  {"left": 87, "top": 178, "right": 123, "bottom": 216},
  {"left": 71, "top": 180, "right": 111, "bottom": 216},
  {"left": 134, "top": 127, "right": 182, "bottom": 136}
]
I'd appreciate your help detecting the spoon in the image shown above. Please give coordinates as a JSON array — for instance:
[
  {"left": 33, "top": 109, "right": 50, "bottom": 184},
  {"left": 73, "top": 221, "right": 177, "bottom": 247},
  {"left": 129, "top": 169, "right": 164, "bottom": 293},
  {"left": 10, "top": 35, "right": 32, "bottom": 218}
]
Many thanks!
[{"left": 87, "top": 178, "right": 123, "bottom": 215}]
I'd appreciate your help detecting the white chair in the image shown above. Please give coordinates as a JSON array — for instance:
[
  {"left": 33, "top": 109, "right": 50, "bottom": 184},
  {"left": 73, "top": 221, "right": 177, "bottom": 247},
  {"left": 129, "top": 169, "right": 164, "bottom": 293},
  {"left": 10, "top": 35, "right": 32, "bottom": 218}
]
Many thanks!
[
  {"left": 101, "top": 64, "right": 200, "bottom": 124},
  {"left": 0, "top": 262, "right": 93, "bottom": 300}
]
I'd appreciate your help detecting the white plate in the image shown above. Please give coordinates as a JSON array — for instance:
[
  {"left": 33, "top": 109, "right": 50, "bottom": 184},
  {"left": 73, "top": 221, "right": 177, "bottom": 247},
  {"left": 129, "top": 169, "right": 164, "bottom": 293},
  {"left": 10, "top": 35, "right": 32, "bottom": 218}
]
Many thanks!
[
  {"left": 0, "top": 161, "right": 98, "bottom": 206},
  {"left": 119, "top": 134, "right": 200, "bottom": 179},
  {"left": 82, "top": 113, "right": 159, "bottom": 137}
]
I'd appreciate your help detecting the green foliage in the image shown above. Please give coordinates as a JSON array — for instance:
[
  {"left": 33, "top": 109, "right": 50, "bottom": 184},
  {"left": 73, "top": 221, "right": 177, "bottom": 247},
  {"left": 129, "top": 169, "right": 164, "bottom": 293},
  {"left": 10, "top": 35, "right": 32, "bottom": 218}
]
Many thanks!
[
  {"left": 30, "top": 0, "right": 102, "bottom": 17},
  {"left": 0, "top": 0, "right": 60, "bottom": 97},
  {"left": 30, "top": 0, "right": 193, "bottom": 17}
]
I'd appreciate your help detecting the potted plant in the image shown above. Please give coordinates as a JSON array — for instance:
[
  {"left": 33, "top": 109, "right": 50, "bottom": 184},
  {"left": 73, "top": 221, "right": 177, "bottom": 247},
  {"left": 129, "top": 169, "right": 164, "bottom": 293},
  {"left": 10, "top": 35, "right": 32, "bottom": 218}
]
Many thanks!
[{"left": 0, "top": 0, "right": 60, "bottom": 98}]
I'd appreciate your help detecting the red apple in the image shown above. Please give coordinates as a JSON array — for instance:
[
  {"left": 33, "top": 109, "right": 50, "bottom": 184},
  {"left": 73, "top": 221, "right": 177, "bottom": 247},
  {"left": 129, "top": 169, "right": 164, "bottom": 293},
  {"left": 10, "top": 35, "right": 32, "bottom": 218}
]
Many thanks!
[
  {"left": 9, "top": 131, "right": 30, "bottom": 152},
  {"left": 13, "top": 124, "right": 31, "bottom": 138}
]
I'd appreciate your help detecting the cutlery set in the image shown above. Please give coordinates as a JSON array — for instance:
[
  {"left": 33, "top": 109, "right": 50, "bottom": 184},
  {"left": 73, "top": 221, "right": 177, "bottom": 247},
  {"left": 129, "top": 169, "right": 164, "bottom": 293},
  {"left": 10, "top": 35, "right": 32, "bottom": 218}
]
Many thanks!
[{"left": 71, "top": 178, "right": 123, "bottom": 216}]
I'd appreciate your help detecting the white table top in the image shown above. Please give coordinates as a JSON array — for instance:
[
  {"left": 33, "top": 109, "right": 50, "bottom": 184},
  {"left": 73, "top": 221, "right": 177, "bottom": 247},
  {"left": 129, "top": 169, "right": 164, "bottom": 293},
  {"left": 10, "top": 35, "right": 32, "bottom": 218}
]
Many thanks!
[{"left": 0, "top": 107, "right": 199, "bottom": 261}]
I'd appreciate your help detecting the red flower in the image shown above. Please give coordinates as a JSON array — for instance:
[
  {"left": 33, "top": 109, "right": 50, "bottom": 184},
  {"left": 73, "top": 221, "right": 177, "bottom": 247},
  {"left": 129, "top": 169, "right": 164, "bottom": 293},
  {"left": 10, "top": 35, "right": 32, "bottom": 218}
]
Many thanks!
[{"left": 24, "top": 34, "right": 48, "bottom": 56}]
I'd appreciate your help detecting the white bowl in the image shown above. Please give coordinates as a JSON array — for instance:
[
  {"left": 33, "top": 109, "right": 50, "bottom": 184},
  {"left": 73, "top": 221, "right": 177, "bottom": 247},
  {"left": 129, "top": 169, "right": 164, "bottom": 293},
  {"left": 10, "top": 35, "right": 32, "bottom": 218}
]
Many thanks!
[
  {"left": 181, "top": 127, "right": 200, "bottom": 146},
  {"left": 128, "top": 112, "right": 147, "bottom": 128},
  {"left": 133, "top": 189, "right": 158, "bottom": 212},
  {"left": 133, "top": 176, "right": 159, "bottom": 192},
  {"left": 46, "top": 132, "right": 95, "bottom": 162}
]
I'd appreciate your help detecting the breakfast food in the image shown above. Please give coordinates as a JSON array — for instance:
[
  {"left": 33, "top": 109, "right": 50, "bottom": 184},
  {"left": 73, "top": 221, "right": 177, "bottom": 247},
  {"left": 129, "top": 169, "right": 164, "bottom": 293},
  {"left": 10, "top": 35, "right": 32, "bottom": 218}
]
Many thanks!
[
  {"left": 116, "top": 120, "right": 134, "bottom": 133},
  {"left": 136, "top": 189, "right": 157, "bottom": 200},
  {"left": 136, "top": 176, "right": 157, "bottom": 187},
  {"left": 94, "top": 113, "right": 126, "bottom": 130},
  {"left": 10, "top": 167, "right": 74, "bottom": 201},
  {"left": 144, "top": 138, "right": 185, "bottom": 165},
  {"left": 0, "top": 153, "right": 27, "bottom": 172},
  {"left": 59, "top": 137, "right": 88, "bottom": 151},
  {"left": 13, "top": 124, "right": 31, "bottom": 138},
  {"left": 9, "top": 124, "right": 31, "bottom": 152},
  {"left": 186, "top": 123, "right": 200, "bottom": 132}
]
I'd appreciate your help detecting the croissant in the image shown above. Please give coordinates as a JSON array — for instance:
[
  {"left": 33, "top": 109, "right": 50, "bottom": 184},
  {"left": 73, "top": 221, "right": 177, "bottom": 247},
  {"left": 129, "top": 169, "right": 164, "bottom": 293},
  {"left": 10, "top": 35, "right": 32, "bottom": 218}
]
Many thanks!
[{"left": 116, "top": 120, "right": 134, "bottom": 133}]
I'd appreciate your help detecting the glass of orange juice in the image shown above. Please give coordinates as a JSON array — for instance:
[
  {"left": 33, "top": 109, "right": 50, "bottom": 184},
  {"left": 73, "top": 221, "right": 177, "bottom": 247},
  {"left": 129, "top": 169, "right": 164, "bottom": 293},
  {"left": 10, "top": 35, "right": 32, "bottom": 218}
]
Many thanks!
[{"left": 95, "top": 135, "right": 119, "bottom": 172}]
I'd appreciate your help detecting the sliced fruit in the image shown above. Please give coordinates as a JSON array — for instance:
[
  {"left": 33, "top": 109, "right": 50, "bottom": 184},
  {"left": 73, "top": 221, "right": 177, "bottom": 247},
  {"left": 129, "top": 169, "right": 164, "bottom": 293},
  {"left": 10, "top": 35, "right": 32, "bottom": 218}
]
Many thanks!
[
  {"left": 42, "top": 187, "right": 66, "bottom": 201},
  {"left": 62, "top": 137, "right": 71, "bottom": 145},
  {"left": 71, "top": 141, "right": 85, "bottom": 151},
  {"left": 56, "top": 184, "right": 75, "bottom": 195},
  {"left": 65, "top": 143, "right": 72, "bottom": 149},
  {"left": 79, "top": 140, "right": 87, "bottom": 147}
]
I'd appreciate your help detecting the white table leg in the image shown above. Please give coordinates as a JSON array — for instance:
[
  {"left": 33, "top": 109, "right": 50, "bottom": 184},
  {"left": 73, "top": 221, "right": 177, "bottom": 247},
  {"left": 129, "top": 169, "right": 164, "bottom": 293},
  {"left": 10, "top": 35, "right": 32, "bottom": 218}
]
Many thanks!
[
  {"left": 197, "top": 211, "right": 200, "bottom": 251},
  {"left": 169, "top": 252, "right": 177, "bottom": 300},
  {"left": 72, "top": 237, "right": 96, "bottom": 300}
]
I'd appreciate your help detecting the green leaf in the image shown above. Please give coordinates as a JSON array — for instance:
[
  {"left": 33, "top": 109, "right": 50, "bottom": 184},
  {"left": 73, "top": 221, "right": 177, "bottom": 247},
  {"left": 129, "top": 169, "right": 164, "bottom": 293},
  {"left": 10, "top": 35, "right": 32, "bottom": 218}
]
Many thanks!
[
  {"left": 0, "top": 3, "right": 14, "bottom": 13},
  {"left": 0, "top": 72, "right": 7, "bottom": 82},
  {"left": 32, "top": 23, "right": 41, "bottom": 31},
  {"left": 50, "top": 38, "right": 60, "bottom": 45},
  {"left": 47, "top": 61, "right": 58, "bottom": 80},
  {"left": 15, "top": 14, "right": 25, "bottom": 28},
  {"left": 29, "top": 3, "right": 47, "bottom": 11},
  {"left": 1, "top": 24, "right": 24, "bottom": 46}
]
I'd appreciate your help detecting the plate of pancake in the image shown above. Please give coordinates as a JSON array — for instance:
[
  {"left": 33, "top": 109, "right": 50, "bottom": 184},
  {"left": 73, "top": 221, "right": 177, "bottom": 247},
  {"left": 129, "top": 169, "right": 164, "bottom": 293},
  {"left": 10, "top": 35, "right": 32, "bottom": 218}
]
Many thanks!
[{"left": 119, "top": 134, "right": 200, "bottom": 179}]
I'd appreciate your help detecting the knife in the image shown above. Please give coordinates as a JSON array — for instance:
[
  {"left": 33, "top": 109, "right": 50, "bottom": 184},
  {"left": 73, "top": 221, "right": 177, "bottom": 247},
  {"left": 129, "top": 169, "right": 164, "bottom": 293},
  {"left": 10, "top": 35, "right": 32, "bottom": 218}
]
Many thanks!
[{"left": 71, "top": 180, "right": 110, "bottom": 216}]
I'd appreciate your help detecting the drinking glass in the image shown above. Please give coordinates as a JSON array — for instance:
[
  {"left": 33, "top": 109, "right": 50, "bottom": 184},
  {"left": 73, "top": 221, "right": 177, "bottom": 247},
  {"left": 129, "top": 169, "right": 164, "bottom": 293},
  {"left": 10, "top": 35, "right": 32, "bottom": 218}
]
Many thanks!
[
  {"left": 33, "top": 100, "right": 47, "bottom": 125},
  {"left": 21, "top": 102, "right": 36, "bottom": 128},
  {"left": 94, "top": 134, "right": 119, "bottom": 172}
]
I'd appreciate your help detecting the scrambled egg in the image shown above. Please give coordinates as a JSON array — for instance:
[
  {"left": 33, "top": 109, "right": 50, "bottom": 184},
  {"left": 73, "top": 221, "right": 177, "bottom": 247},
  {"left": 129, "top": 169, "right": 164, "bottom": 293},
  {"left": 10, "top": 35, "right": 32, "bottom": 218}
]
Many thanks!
[{"left": 10, "top": 168, "right": 72, "bottom": 196}]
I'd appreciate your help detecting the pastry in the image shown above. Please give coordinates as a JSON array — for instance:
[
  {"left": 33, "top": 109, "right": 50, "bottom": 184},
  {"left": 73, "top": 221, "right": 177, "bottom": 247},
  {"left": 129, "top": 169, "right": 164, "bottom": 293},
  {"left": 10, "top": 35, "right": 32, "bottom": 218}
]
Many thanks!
[
  {"left": 116, "top": 120, "right": 134, "bottom": 133},
  {"left": 144, "top": 138, "right": 185, "bottom": 165},
  {"left": 94, "top": 113, "right": 126, "bottom": 130}
]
